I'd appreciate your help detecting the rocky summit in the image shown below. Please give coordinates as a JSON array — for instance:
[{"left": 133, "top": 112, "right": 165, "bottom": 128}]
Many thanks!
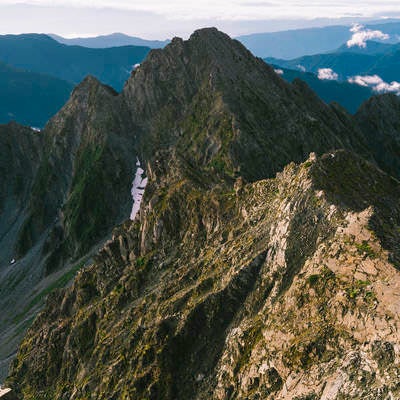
[{"left": 1, "top": 28, "right": 400, "bottom": 399}]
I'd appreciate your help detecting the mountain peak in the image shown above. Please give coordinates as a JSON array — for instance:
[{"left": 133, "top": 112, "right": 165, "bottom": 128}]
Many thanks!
[
  {"left": 5, "top": 26, "right": 400, "bottom": 400},
  {"left": 123, "top": 27, "right": 368, "bottom": 182},
  {"left": 72, "top": 75, "right": 118, "bottom": 97},
  {"left": 135, "top": 26, "right": 252, "bottom": 75},
  {"left": 189, "top": 26, "right": 230, "bottom": 40}
]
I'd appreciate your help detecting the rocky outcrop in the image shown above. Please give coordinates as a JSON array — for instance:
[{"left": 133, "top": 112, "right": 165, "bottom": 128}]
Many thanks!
[
  {"left": 3, "top": 27, "right": 400, "bottom": 397},
  {"left": 16, "top": 76, "right": 136, "bottom": 262},
  {"left": 123, "top": 28, "right": 370, "bottom": 183},
  {"left": 0, "top": 387, "right": 17, "bottom": 400},
  {"left": 0, "top": 78, "right": 135, "bottom": 381},
  {"left": 7, "top": 150, "right": 400, "bottom": 399}
]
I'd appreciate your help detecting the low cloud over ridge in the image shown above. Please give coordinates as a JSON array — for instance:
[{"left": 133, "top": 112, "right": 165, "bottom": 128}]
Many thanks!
[
  {"left": 318, "top": 68, "right": 338, "bottom": 80},
  {"left": 348, "top": 74, "right": 400, "bottom": 94},
  {"left": 347, "top": 24, "right": 389, "bottom": 48}
]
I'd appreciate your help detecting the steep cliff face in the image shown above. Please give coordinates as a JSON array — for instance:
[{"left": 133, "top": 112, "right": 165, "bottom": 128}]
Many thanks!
[
  {"left": 0, "top": 122, "right": 44, "bottom": 380},
  {"left": 7, "top": 151, "right": 400, "bottom": 399},
  {"left": 355, "top": 93, "right": 400, "bottom": 180},
  {"left": 0, "top": 122, "right": 43, "bottom": 266},
  {"left": 3, "top": 27, "right": 400, "bottom": 398},
  {"left": 0, "top": 78, "right": 136, "bottom": 381},
  {"left": 123, "top": 28, "right": 369, "bottom": 182},
  {"left": 16, "top": 76, "right": 136, "bottom": 263}
]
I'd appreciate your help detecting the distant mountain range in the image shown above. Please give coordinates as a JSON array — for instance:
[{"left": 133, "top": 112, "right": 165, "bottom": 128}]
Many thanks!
[
  {"left": 1, "top": 22, "right": 400, "bottom": 128},
  {"left": 0, "top": 61, "right": 73, "bottom": 127},
  {"left": 335, "top": 41, "right": 400, "bottom": 55},
  {"left": 50, "top": 21, "right": 400, "bottom": 60},
  {"left": 237, "top": 21, "right": 400, "bottom": 59},
  {"left": 0, "top": 33, "right": 151, "bottom": 126},
  {"left": 4, "top": 28, "right": 400, "bottom": 400},
  {"left": 266, "top": 40, "right": 400, "bottom": 83},
  {"left": 272, "top": 67, "right": 373, "bottom": 113},
  {"left": 49, "top": 32, "right": 170, "bottom": 49},
  {"left": 0, "top": 34, "right": 150, "bottom": 91}
]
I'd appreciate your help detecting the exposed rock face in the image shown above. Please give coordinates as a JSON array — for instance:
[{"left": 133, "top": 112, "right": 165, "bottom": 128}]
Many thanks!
[
  {"left": 7, "top": 151, "right": 400, "bottom": 399},
  {"left": 3, "top": 27, "right": 400, "bottom": 398},
  {"left": 0, "top": 78, "right": 136, "bottom": 381},
  {"left": 0, "top": 123, "right": 43, "bottom": 381},
  {"left": 0, "top": 122, "right": 43, "bottom": 266},
  {"left": 17, "top": 76, "right": 136, "bottom": 261},
  {"left": 0, "top": 387, "right": 17, "bottom": 400},
  {"left": 123, "top": 28, "right": 369, "bottom": 182}
]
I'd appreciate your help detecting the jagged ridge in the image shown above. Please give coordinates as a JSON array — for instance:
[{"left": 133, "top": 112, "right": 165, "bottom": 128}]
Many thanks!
[
  {"left": 7, "top": 150, "right": 400, "bottom": 399},
  {"left": 2, "top": 28, "right": 400, "bottom": 398}
]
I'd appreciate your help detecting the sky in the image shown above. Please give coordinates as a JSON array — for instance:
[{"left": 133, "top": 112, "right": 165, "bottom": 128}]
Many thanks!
[{"left": 0, "top": 1, "right": 399, "bottom": 39}]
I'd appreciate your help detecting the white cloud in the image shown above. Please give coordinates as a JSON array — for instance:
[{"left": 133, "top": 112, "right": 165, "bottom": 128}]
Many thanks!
[
  {"left": 297, "top": 64, "right": 306, "bottom": 72},
  {"left": 347, "top": 23, "right": 390, "bottom": 48},
  {"left": 348, "top": 74, "right": 400, "bottom": 94},
  {"left": 348, "top": 74, "right": 381, "bottom": 86},
  {"left": 274, "top": 68, "right": 284, "bottom": 75},
  {"left": 374, "top": 80, "right": 400, "bottom": 93},
  {"left": 5, "top": 1, "right": 400, "bottom": 22},
  {"left": 317, "top": 68, "right": 338, "bottom": 80},
  {"left": 1, "top": 1, "right": 400, "bottom": 38}
]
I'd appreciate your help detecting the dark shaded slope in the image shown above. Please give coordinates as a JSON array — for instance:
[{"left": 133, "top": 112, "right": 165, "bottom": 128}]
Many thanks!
[
  {"left": 0, "top": 122, "right": 43, "bottom": 265},
  {"left": 16, "top": 76, "right": 136, "bottom": 265},
  {"left": 3, "top": 27, "right": 400, "bottom": 389},
  {"left": 124, "top": 28, "right": 369, "bottom": 182},
  {"left": 0, "top": 61, "right": 73, "bottom": 127},
  {"left": 355, "top": 93, "right": 400, "bottom": 179},
  {"left": 0, "top": 122, "right": 44, "bottom": 381},
  {"left": 0, "top": 79, "right": 136, "bottom": 382}
]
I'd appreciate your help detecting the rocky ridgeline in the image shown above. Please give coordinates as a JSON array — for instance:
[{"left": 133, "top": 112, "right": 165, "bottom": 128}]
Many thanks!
[
  {"left": 1, "top": 28, "right": 400, "bottom": 398},
  {"left": 6, "top": 150, "right": 400, "bottom": 399}
]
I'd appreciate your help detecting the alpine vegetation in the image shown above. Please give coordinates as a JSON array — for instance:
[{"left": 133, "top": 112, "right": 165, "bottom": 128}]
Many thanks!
[{"left": 4, "top": 27, "right": 400, "bottom": 400}]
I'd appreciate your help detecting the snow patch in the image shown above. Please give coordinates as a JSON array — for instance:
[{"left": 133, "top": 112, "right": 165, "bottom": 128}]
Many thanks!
[
  {"left": 130, "top": 158, "right": 148, "bottom": 221},
  {"left": 347, "top": 24, "right": 389, "bottom": 48},
  {"left": 318, "top": 68, "right": 338, "bottom": 81}
]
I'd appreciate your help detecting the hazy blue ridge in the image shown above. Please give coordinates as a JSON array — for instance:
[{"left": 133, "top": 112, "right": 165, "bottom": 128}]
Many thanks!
[
  {"left": 0, "top": 61, "right": 73, "bottom": 127},
  {"left": 0, "top": 33, "right": 151, "bottom": 91},
  {"left": 49, "top": 32, "right": 170, "bottom": 49}
]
